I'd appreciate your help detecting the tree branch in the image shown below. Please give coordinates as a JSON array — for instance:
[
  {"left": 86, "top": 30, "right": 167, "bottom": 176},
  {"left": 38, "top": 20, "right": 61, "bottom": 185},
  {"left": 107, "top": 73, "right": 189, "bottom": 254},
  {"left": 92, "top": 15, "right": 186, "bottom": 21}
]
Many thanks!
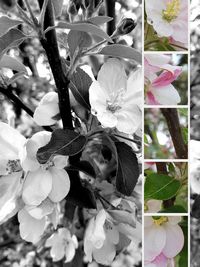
[
  {"left": 161, "top": 108, "right": 187, "bottom": 159},
  {"left": 38, "top": 0, "right": 73, "bottom": 130},
  {"left": 104, "top": 0, "right": 116, "bottom": 36}
]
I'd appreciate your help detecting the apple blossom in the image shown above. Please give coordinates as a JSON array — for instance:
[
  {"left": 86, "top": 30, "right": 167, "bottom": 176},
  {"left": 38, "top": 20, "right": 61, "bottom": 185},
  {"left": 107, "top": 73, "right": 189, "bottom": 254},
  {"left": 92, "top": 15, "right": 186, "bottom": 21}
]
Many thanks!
[
  {"left": 145, "top": 0, "right": 188, "bottom": 45},
  {"left": 144, "top": 54, "right": 181, "bottom": 105},
  {"left": 45, "top": 228, "right": 78, "bottom": 262},
  {"left": 20, "top": 131, "right": 70, "bottom": 206},
  {"left": 144, "top": 216, "right": 184, "bottom": 266},
  {"left": 33, "top": 92, "right": 59, "bottom": 126},
  {"left": 89, "top": 58, "right": 142, "bottom": 134},
  {"left": 84, "top": 209, "right": 119, "bottom": 265},
  {"left": 0, "top": 122, "right": 25, "bottom": 224}
]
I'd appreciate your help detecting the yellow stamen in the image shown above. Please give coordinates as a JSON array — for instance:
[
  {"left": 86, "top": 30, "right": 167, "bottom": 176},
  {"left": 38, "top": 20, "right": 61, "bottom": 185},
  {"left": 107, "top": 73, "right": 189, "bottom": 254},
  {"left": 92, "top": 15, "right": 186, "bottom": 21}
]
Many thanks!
[
  {"left": 153, "top": 216, "right": 168, "bottom": 226},
  {"left": 162, "top": 0, "right": 180, "bottom": 22}
]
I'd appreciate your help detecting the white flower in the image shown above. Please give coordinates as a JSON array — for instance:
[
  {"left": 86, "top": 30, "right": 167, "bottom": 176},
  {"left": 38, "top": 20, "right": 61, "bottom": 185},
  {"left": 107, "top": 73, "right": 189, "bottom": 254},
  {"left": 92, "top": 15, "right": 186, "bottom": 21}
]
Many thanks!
[
  {"left": 45, "top": 228, "right": 78, "bottom": 262},
  {"left": 21, "top": 131, "right": 70, "bottom": 206},
  {"left": 33, "top": 92, "right": 59, "bottom": 126},
  {"left": 144, "top": 216, "right": 184, "bottom": 265},
  {"left": 84, "top": 209, "right": 119, "bottom": 265},
  {"left": 0, "top": 122, "right": 25, "bottom": 224},
  {"left": 18, "top": 131, "right": 70, "bottom": 243},
  {"left": 145, "top": 0, "right": 188, "bottom": 45},
  {"left": 89, "top": 58, "right": 142, "bottom": 134}
]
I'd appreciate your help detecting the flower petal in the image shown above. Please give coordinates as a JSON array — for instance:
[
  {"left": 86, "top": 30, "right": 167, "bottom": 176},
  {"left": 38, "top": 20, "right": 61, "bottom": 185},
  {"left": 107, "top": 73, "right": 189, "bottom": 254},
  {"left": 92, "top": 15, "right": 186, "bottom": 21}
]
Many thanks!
[
  {"left": 25, "top": 198, "right": 54, "bottom": 219},
  {"left": 97, "top": 58, "right": 127, "bottom": 98},
  {"left": 33, "top": 92, "right": 59, "bottom": 126},
  {"left": 93, "top": 239, "right": 116, "bottom": 265},
  {"left": 48, "top": 168, "right": 70, "bottom": 203},
  {"left": 65, "top": 241, "right": 76, "bottom": 262},
  {"left": 146, "top": 200, "right": 162, "bottom": 213},
  {"left": 18, "top": 208, "right": 46, "bottom": 243},
  {"left": 144, "top": 224, "right": 166, "bottom": 261},
  {"left": 162, "top": 223, "right": 184, "bottom": 258},
  {"left": 0, "top": 122, "right": 26, "bottom": 171},
  {"left": 22, "top": 169, "right": 52, "bottom": 206},
  {"left": 151, "top": 84, "right": 181, "bottom": 105}
]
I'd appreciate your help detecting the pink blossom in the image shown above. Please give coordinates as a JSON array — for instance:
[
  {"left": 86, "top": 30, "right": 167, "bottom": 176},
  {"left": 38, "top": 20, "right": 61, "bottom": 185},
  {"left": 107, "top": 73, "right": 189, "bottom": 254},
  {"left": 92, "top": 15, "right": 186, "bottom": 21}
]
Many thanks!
[
  {"left": 144, "top": 216, "right": 184, "bottom": 267},
  {"left": 145, "top": 55, "right": 181, "bottom": 105}
]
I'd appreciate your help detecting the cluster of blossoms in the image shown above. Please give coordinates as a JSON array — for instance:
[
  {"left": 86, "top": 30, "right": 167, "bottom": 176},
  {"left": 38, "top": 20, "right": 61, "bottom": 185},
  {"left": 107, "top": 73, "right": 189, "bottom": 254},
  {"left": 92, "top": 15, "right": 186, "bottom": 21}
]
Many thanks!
[
  {"left": 144, "top": 54, "right": 182, "bottom": 105},
  {"left": 0, "top": 122, "right": 71, "bottom": 245},
  {"left": 34, "top": 58, "right": 142, "bottom": 136},
  {"left": 144, "top": 216, "right": 184, "bottom": 267},
  {"left": 84, "top": 198, "right": 141, "bottom": 265},
  {"left": 0, "top": 58, "right": 142, "bottom": 264},
  {"left": 145, "top": 0, "right": 188, "bottom": 47}
]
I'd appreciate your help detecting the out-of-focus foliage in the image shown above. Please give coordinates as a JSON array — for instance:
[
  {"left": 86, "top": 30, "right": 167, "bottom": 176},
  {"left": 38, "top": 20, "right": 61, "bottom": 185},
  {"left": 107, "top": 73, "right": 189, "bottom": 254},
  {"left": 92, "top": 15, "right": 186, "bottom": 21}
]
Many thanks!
[{"left": 144, "top": 108, "right": 188, "bottom": 159}]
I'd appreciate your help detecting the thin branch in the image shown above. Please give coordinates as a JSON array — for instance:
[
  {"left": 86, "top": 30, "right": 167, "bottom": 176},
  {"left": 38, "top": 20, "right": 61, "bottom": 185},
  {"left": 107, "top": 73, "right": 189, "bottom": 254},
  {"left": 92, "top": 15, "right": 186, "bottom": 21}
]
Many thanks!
[
  {"left": 38, "top": 0, "right": 73, "bottom": 130},
  {"left": 161, "top": 108, "right": 187, "bottom": 159},
  {"left": 104, "top": 0, "right": 116, "bottom": 36}
]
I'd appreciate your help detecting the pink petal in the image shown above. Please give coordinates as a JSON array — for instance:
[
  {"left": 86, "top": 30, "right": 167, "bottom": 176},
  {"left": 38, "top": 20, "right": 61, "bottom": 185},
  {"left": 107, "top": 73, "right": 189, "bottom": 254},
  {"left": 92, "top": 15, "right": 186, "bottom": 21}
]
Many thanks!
[
  {"left": 152, "top": 68, "right": 182, "bottom": 87},
  {"left": 144, "top": 224, "right": 166, "bottom": 262},
  {"left": 162, "top": 223, "right": 184, "bottom": 258}
]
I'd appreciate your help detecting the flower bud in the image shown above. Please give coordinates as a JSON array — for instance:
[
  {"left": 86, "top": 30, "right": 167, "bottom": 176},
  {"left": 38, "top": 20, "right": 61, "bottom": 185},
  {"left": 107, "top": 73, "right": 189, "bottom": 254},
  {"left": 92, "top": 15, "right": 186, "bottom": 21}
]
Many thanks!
[{"left": 112, "top": 18, "right": 137, "bottom": 37}]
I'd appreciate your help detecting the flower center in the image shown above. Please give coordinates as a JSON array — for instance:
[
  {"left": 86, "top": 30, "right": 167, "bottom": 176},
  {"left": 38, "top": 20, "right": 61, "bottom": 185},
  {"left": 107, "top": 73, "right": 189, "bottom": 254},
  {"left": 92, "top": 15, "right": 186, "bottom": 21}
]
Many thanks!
[
  {"left": 153, "top": 216, "right": 168, "bottom": 226},
  {"left": 162, "top": 0, "right": 180, "bottom": 22},
  {"left": 6, "top": 159, "right": 21, "bottom": 174},
  {"left": 106, "top": 89, "right": 125, "bottom": 113}
]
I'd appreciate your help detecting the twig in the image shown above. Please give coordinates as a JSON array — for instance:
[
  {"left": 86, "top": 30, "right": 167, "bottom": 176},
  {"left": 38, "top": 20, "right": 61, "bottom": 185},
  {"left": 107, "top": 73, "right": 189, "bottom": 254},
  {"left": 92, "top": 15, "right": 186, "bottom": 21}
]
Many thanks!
[
  {"left": 104, "top": 0, "right": 116, "bottom": 36},
  {"left": 161, "top": 108, "right": 187, "bottom": 159}
]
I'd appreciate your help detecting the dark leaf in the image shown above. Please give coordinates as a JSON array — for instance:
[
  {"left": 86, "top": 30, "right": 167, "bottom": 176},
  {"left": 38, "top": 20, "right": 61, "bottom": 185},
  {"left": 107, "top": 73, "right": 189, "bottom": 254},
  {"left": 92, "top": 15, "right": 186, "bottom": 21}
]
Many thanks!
[
  {"left": 68, "top": 30, "right": 92, "bottom": 59},
  {"left": 65, "top": 160, "right": 96, "bottom": 178},
  {"left": 0, "top": 28, "right": 27, "bottom": 58},
  {"left": 98, "top": 44, "right": 142, "bottom": 64},
  {"left": 66, "top": 170, "right": 96, "bottom": 209},
  {"left": 37, "top": 129, "right": 86, "bottom": 164},
  {"left": 160, "top": 205, "right": 187, "bottom": 213},
  {"left": 70, "top": 66, "right": 92, "bottom": 110},
  {"left": 0, "top": 16, "right": 22, "bottom": 37},
  {"left": 115, "top": 141, "right": 139, "bottom": 196},
  {"left": 87, "top": 16, "right": 113, "bottom": 25},
  {"left": 53, "top": 21, "right": 113, "bottom": 42},
  {"left": 191, "top": 195, "right": 200, "bottom": 218}
]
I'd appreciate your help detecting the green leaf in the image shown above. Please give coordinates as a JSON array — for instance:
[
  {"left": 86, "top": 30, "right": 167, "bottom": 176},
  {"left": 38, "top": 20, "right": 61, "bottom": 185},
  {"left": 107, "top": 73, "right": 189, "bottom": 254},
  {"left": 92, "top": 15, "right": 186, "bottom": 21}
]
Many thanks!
[
  {"left": 191, "top": 195, "right": 200, "bottom": 218},
  {"left": 0, "top": 16, "right": 22, "bottom": 37},
  {"left": 52, "top": 0, "right": 64, "bottom": 18},
  {"left": 160, "top": 205, "right": 187, "bottom": 213},
  {"left": 52, "top": 21, "right": 113, "bottom": 42},
  {"left": 144, "top": 173, "right": 181, "bottom": 200},
  {"left": 37, "top": 129, "right": 86, "bottom": 164},
  {"left": 68, "top": 30, "right": 92, "bottom": 59},
  {"left": 0, "top": 28, "right": 27, "bottom": 58},
  {"left": 87, "top": 16, "right": 113, "bottom": 25},
  {"left": 70, "top": 66, "right": 92, "bottom": 110},
  {"left": 0, "top": 54, "right": 27, "bottom": 73},
  {"left": 115, "top": 141, "right": 139, "bottom": 196},
  {"left": 98, "top": 44, "right": 142, "bottom": 64}
]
